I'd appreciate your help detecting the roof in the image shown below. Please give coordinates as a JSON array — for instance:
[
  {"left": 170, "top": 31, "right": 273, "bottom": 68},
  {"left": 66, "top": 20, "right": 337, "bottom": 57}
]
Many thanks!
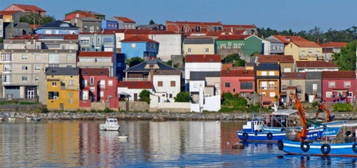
[
  {"left": 292, "top": 40, "right": 320, "bottom": 48},
  {"left": 221, "top": 69, "right": 254, "bottom": 77},
  {"left": 306, "top": 72, "right": 322, "bottom": 79},
  {"left": 281, "top": 72, "right": 307, "bottom": 79},
  {"left": 296, "top": 61, "right": 338, "bottom": 68},
  {"left": 257, "top": 55, "right": 294, "bottom": 63},
  {"left": 118, "top": 81, "right": 153, "bottom": 89},
  {"left": 216, "top": 35, "right": 250, "bottom": 40},
  {"left": 45, "top": 67, "right": 79, "bottom": 76},
  {"left": 320, "top": 42, "right": 348, "bottom": 48},
  {"left": 185, "top": 55, "right": 221, "bottom": 63},
  {"left": 153, "top": 70, "right": 181, "bottom": 75},
  {"left": 126, "top": 59, "right": 176, "bottom": 72},
  {"left": 121, "top": 36, "right": 158, "bottom": 43},
  {"left": 64, "top": 10, "right": 97, "bottom": 21},
  {"left": 80, "top": 68, "right": 109, "bottom": 76},
  {"left": 256, "top": 63, "right": 280, "bottom": 70},
  {"left": 223, "top": 25, "right": 257, "bottom": 29},
  {"left": 190, "top": 71, "right": 221, "bottom": 80},
  {"left": 273, "top": 35, "right": 307, "bottom": 44},
  {"left": 183, "top": 37, "right": 214, "bottom": 44},
  {"left": 322, "top": 71, "right": 356, "bottom": 79},
  {"left": 114, "top": 17, "right": 136, "bottom": 23},
  {"left": 79, "top": 52, "right": 114, "bottom": 57},
  {"left": 166, "top": 21, "right": 222, "bottom": 26},
  {"left": 38, "top": 20, "right": 77, "bottom": 29},
  {"left": 0, "top": 10, "right": 19, "bottom": 15},
  {"left": 6, "top": 4, "right": 46, "bottom": 13}
]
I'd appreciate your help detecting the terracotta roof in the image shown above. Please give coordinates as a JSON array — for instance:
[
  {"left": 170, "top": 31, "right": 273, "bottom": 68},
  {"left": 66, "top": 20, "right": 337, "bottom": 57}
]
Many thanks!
[
  {"left": 221, "top": 69, "right": 254, "bottom": 77},
  {"left": 118, "top": 81, "right": 153, "bottom": 89},
  {"left": 320, "top": 42, "right": 348, "bottom": 48},
  {"left": 281, "top": 72, "right": 307, "bottom": 79},
  {"left": 322, "top": 71, "right": 356, "bottom": 79},
  {"left": 0, "top": 10, "right": 19, "bottom": 15},
  {"left": 257, "top": 55, "right": 294, "bottom": 63},
  {"left": 64, "top": 11, "right": 97, "bottom": 21},
  {"left": 79, "top": 52, "right": 114, "bottom": 57},
  {"left": 121, "top": 36, "right": 158, "bottom": 43},
  {"left": 7, "top": 4, "right": 46, "bottom": 12},
  {"left": 216, "top": 35, "right": 250, "bottom": 40},
  {"left": 273, "top": 35, "right": 308, "bottom": 44},
  {"left": 223, "top": 25, "right": 257, "bottom": 29},
  {"left": 296, "top": 61, "right": 338, "bottom": 68},
  {"left": 292, "top": 40, "right": 320, "bottom": 48},
  {"left": 114, "top": 17, "right": 136, "bottom": 23},
  {"left": 166, "top": 21, "right": 222, "bottom": 25},
  {"left": 80, "top": 68, "right": 109, "bottom": 76},
  {"left": 185, "top": 55, "right": 221, "bottom": 63}
]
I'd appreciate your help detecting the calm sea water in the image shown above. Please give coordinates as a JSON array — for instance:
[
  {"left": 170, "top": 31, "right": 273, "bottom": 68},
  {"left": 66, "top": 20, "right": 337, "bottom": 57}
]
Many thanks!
[{"left": 0, "top": 120, "right": 356, "bottom": 168}]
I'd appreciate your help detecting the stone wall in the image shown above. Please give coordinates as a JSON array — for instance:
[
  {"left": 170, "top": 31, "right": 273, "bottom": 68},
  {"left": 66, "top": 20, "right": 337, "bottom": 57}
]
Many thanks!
[{"left": 119, "top": 101, "right": 149, "bottom": 112}]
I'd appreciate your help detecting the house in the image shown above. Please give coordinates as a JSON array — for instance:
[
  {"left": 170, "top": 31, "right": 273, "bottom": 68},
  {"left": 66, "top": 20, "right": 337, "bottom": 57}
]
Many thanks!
[
  {"left": 0, "top": 16, "right": 3, "bottom": 38},
  {"left": 148, "top": 31, "right": 182, "bottom": 62},
  {"left": 220, "top": 69, "right": 255, "bottom": 96},
  {"left": 121, "top": 36, "right": 159, "bottom": 60},
  {"left": 322, "top": 71, "right": 356, "bottom": 103},
  {"left": 216, "top": 35, "right": 263, "bottom": 58},
  {"left": 296, "top": 61, "right": 339, "bottom": 72},
  {"left": 3, "top": 4, "right": 46, "bottom": 16},
  {"left": 64, "top": 10, "right": 105, "bottom": 21},
  {"left": 189, "top": 71, "right": 221, "bottom": 112},
  {"left": 117, "top": 81, "right": 153, "bottom": 101},
  {"left": 77, "top": 52, "right": 117, "bottom": 77},
  {"left": 320, "top": 42, "right": 347, "bottom": 61},
  {"left": 113, "top": 17, "right": 136, "bottom": 29},
  {"left": 101, "top": 20, "right": 119, "bottom": 30},
  {"left": 136, "top": 24, "right": 166, "bottom": 31},
  {"left": 264, "top": 35, "right": 285, "bottom": 55},
  {"left": 305, "top": 72, "right": 322, "bottom": 103},
  {"left": 79, "top": 32, "right": 116, "bottom": 52},
  {"left": 256, "top": 55, "right": 295, "bottom": 73},
  {"left": 152, "top": 70, "right": 181, "bottom": 102},
  {"left": 69, "top": 17, "right": 102, "bottom": 33},
  {"left": 45, "top": 67, "right": 80, "bottom": 110},
  {"left": 35, "top": 20, "right": 79, "bottom": 35},
  {"left": 281, "top": 72, "right": 307, "bottom": 104},
  {"left": 183, "top": 37, "right": 215, "bottom": 55},
  {"left": 0, "top": 11, "right": 31, "bottom": 38},
  {"left": 184, "top": 54, "right": 222, "bottom": 88},
  {"left": 284, "top": 36, "right": 323, "bottom": 61},
  {"left": 255, "top": 63, "right": 280, "bottom": 104},
  {"left": 80, "top": 68, "right": 119, "bottom": 110}
]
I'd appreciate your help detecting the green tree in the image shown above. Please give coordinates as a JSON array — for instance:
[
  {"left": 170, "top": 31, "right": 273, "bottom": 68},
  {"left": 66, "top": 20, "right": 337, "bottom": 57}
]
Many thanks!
[
  {"left": 333, "top": 40, "right": 357, "bottom": 70},
  {"left": 127, "top": 57, "right": 144, "bottom": 67},
  {"left": 149, "top": 19, "right": 156, "bottom": 25},
  {"left": 139, "top": 90, "right": 151, "bottom": 104},
  {"left": 174, "top": 92, "right": 191, "bottom": 102},
  {"left": 20, "top": 13, "right": 55, "bottom": 25},
  {"left": 222, "top": 53, "right": 245, "bottom": 66}
]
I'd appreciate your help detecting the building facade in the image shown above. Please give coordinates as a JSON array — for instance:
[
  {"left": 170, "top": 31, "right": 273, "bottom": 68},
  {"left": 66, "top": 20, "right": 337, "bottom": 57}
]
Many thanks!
[
  {"left": 296, "top": 61, "right": 339, "bottom": 72},
  {"left": 121, "top": 36, "right": 159, "bottom": 60},
  {"left": 77, "top": 52, "right": 117, "bottom": 77},
  {"left": 79, "top": 32, "right": 115, "bottom": 52},
  {"left": 148, "top": 32, "right": 182, "bottom": 61},
  {"left": 183, "top": 37, "right": 215, "bottom": 56},
  {"left": 256, "top": 55, "right": 295, "bottom": 73},
  {"left": 35, "top": 21, "right": 79, "bottom": 35},
  {"left": 216, "top": 35, "right": 263, "bottom": 58},
  {"left": 255, "top": 63, "right": 280, "bottom": 104},
  {"left": 220, "top": 69, "right": 255, "bottom": 96},
  {"left": 322, "top": 71, "right": 356, "bottom": 103}
]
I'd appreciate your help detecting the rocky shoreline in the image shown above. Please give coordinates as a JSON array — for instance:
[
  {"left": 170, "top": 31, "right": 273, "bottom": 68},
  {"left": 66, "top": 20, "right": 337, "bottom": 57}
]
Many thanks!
[{"left": 1, "top": 111, "right": 357, "bottom": 121}]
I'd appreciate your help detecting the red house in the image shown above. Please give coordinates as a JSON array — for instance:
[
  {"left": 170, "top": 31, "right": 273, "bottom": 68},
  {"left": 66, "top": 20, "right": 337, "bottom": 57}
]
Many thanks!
[
  {"left": 221, "top": 69, "right": 255, "bottom": 96},
  {"left": 4, "top": 4, "right": 46, "bottom": 16},
  {"left": 322, "top": 71, "right": 356, "bottom": 103},
  {"left": 80, "top": 68, "right": 119, "bottom": 109}
]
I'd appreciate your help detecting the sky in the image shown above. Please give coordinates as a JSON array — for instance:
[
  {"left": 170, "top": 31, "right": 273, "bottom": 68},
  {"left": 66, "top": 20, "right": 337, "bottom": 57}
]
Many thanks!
[{"left": 1, "top": 0, "right": 356, "bottom": 31}]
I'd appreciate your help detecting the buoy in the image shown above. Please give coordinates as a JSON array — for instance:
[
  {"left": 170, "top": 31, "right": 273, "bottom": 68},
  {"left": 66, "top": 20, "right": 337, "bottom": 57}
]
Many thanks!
[
  {"left": 118, "top": 135, "right": 128, "bottom": 142},
  {"left": 232, "top": 143, "right": 244, "bottom": 149},
  {"left": 277, "top": 155, "right": 284, "bottom": 159}
]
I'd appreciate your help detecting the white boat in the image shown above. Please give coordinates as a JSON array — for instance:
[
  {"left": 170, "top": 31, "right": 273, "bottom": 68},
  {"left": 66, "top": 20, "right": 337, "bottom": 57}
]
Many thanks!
[
  {"left": 8, "top": 117, "right": 16, "bottom": 122},
  {"left": 100, "top": 118, "right": 120, "bottom": 131}
]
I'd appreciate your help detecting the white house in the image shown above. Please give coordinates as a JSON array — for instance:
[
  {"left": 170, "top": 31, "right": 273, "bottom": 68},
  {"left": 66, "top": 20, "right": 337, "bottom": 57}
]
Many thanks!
[
  {"left": 296, "top": 61, "right": 339, "bottom": 72},
  {"left": 152, "top": 70, "right": 181, "bottom": 102},
  {"left": 113, "top": 17, "right": 136, "bottom": 29},
  {"left": 117, "top": 81, "right": 153, "bottom": 101},
  {"left": 148, "top": 32, "right": 182, "bottom": 61},
  {"left": 0, "top": 17, "right": 3, "bottom": 38}
]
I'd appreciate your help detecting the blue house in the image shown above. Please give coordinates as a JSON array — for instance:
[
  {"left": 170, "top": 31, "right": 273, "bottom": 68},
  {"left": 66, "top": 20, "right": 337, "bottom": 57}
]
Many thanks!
[
  {"left": 101, "top": 20, "right": 119, "bottom": 30},
  {"left": 121, "top": 36, "right": 159, "bottom": 60},
  {"left": 35, "top": 20, "right": 79, "bottom": 35}
]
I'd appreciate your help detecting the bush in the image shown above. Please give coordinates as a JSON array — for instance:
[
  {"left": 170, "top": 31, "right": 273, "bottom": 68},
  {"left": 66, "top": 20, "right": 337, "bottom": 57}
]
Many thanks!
[
  {"left": 126, "top": 57, "right": 144, "bottom": 67},
  {"left": 312, "top": 101, "right": 320, "bottom": 108},
  {"left": 222, "top": 93, "right": 247, "bottom": 108},
  {"left": 41, "top": 107, "right": 49, "bottom": 113},
  {"left": 139, "top": 90, "right": 151, "bottom": 104},
  {"left": 333, "top": 103, "right": 353, "bottom": 112},
  {"left": 174, "top": 92, "right": 191, "bottom": 102},
  {"left": 103, "top": 108, "right": 114, "bottom": 113}
]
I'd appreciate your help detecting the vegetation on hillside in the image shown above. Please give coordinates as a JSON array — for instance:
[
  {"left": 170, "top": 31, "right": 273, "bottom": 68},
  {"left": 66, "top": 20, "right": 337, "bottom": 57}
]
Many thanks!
[
  {"left": 333, "top": 40, "right": 357, "bottom": 70},
  {"left": 20, "top": 13, "right": 55, "bottom": 25},
  {"left": 222, "top": 53, "right": 245, "bottom": 66}
]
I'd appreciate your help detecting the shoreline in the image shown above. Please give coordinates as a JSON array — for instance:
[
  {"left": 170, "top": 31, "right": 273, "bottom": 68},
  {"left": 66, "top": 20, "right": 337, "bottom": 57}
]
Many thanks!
[{"left": 1, "top": 111, "right": 357, "bottom": 121}]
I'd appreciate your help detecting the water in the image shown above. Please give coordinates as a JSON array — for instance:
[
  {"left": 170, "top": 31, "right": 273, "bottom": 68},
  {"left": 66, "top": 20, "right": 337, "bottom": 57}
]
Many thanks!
[{"left": 0, "top": 120, "right": 356, "bottom": 168}]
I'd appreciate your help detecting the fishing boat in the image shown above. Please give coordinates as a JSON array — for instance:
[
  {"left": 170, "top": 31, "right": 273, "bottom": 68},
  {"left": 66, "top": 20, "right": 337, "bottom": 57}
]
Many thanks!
[
  {"left": 100, "top": 118, "right": 120, "bottom": 131},
  {"left": 8, "top": 117, "right": 16, "bottom": 122}
]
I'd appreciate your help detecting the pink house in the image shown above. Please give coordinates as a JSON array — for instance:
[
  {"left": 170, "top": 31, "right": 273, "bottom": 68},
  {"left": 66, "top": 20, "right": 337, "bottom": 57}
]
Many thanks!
[
  {"left": 322, "top": 71, "right": 356, "bottom": 103},
  {"left": 221, "top": 69, "right": 255, "bottom": 96},
  {"left": 80, "top": 68, "right": 119, "bottom": 109}
]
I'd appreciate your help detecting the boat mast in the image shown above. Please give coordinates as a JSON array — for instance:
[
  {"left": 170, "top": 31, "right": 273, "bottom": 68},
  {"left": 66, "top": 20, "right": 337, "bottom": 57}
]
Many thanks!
[{"left": 294, "top": 95, "right": 308, "bottom": 141}]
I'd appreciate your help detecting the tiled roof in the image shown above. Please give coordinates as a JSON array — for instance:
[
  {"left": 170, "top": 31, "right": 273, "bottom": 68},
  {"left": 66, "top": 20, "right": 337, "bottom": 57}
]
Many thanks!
[
  {"left": 126, "top": 59, "right": 176, "bottom": 72},
  {"left": 216, "top": 35, "right": 250, "bottom": 40},
  {"left": 281, "top": 72, "right": 307, "bottom": 79},
  {"left": 46, "top": 67, "right": 79, "bottom": 76},
  {"left": 292, "top": 40, "right": 320, "bottom": 48},
  {"left": 257, "top": 55, "right": 294, "bottom": 63},
  {"left": 183, "top": 37, "right": 214, "bottom": 44},
  {"left": 223, "top": 25, "right": 257, "bottom": 29},
  {"left": 296, "top": 61, "right": 338, "bottom": 68},
  {"left": 114, "top": 17, "right": 136, "bottom": 23},
  {"left": 322, "top": 71, "right": 355, "bottom": 79},
  {"left": 185, "top": 55, "right": 221, "bottom": 63},
  {"left": 8, "top": 4, "right": 46, "bottom": 12},
  {"left": 79, "top": 52, "right": 114, "bottom": 57},
  {"left": 80, "top": 68, "right": 109, "bottom": 76},
  {"left": 273, "top": 35, "right": 308, "bottom": 44},
  {"left": 64, "top": 11, "right": 97, "bottom": 21},
  {"left": 153, "top": 70, "right": 181, "bottom": 75},
  {"left": 166, "top": 21, "right": 222, "bottom": 26},
  {"left": 0, "top": 10, "right": 19, "bottom": 15},
  {"left": 121, "top": 36, "right": 158, "bottom": 43},
  {"left": 320, "top": 42, "right": 348, "bottom": 48},
  {"left": 221, "top": 69, "right": 254, "bottom": 77},
  {"left": 118, "top": 81, "right": 153, "bottom": 89},
  {"left": 256, "top": 63, "right": 280, "bottom": 70}
]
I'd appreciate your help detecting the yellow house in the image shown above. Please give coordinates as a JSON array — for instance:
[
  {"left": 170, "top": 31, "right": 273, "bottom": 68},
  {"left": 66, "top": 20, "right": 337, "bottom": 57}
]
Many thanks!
[
  {"left": 284, "top": 39, "right": 323, "bottom": 61},
  {"left": 183, "top": 37, "right": 215, "bottom": 55},
  {"left": 256, "top": 63, "right": 280, "bottom": 104},
  {"left": 46, "top": 67, "right": 80, "bottom": 110}
]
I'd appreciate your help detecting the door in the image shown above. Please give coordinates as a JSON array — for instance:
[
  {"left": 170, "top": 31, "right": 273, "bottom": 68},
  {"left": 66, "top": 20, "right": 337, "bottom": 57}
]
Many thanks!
[{"left": 134, "top": 93, "right": 137, "bottom": 101}]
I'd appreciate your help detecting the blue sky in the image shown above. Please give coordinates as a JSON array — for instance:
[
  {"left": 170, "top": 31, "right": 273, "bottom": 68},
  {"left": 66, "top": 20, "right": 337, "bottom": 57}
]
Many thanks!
[{"left": 1, "top": 0, "right": 356, "bottom": 31}]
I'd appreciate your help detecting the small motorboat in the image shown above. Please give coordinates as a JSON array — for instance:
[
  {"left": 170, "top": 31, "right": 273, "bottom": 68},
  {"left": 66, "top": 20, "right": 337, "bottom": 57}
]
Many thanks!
[
  {"left": 8, "top": 117, "right": 16, "bottom": 122},
  {"left": 100, "top": 118, "right": 120, "bottom": 131}
]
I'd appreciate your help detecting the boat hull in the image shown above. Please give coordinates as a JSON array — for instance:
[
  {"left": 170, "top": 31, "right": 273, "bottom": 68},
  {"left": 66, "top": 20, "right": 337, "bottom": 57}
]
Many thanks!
[
  {"left": 100, "top": 125, "right": 120, "bottom": 131},
  {"left": 281, "top": 140, "right": 357, "bottom": 157},
  {"left": 237, "top": 131, "right": 286, "bottom": 142}
]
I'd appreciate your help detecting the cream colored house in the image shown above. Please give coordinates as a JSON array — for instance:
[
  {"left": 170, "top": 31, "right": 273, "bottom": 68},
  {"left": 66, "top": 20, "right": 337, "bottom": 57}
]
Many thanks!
[
  {"left": 284, "top": 39, "right": 323, "bottom": 61},
  {"left": 183, "top": 37, "right": 215, "bottom": 55}
]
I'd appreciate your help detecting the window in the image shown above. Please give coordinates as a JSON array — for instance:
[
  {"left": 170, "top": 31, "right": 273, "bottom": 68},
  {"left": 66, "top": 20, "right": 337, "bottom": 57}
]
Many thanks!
[
  {"left": 225, "top": 82, "right": 230, "bottom": 88},
  {"left": 158, "top": 81, "right": 163, "bottom": 87},
  {"left": 328, "top": 81, "right": 335, "bottom": 88},
  {"left": 261, "top": 71, "right": 267, "bottom": 76},
  {"left": 326, "top": 91, "right": 332, "bottom": 98},
  {"left": 1, "top": 53, "right": 11, "bottom": 61},
  {"left": 22, "top": 65, "right": 28, "bottom": 70},
  {"left": 261, "top": 92, "right": 266, "bottom": 96},
  {"left": 90, "top": 77, "right": 94, "bottom": 85},
  {"left": 100, "top": 80, "right": 106, "bottom": 88},
  {"left": 3, "top": 75, "right": 10, "bottom": 82},
  {"left": 100, "top": 91, "right": 104, "bottom": 97},
  {"left": 269, "top": 71, "right": 275, "bottom": 76},
  {"left": 283, "top": 68, "right": 291, "bottom": 72},
  {"left": 270, "top": 92, "right": 276, "bottom": 98},
  {"left": 205, "top": 48, "right": 209, "bottom": 53},
  {"left": 48, "top": 92, "right": 59, "bottom": 99},
  {"left": 348, "top": 92, "right": 353, "bottom": 97},
  {"left": 108, "top": 80, "right": 113, "bottom": 86},
  {"left": 344, "top": 81, "right": 351, "bottom": 88},
  {"left": 312, "top": 84, "right": 318, "bottom": 91},
  {"left": 261, "top": 82, "right": 267, "bottom": 90},
  {"left": 22, "top": 76, "right": 28, "bottom": 81},
  {"left": 82, "top": 91, "right": 89, "bottom": 100},
  {"left": 69, "top": 80, "right": 74, "bottom": 86},
  {"left": 4, "top": 64, "right": 11, "bottom": 72},
  {"left": 68, "top": 93, "right": 73, "bottom": 104},
  {"left": 170, "top": 81, "right": 176, "bottom": 87},
  {"left": 34, "top": 65, "right": 41, "bottom": 70},
  {"left": 240, "top": 82, "right": 253, "bottom": 90},
  {"left": 21, "top": 55, "right": 28, "bottom": 60},
  {"left": 188, "top": 48, "right": 191, "bottom": 53},
  {"left": 52, "top": 81, "right": 57, "bottom": 87}
]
